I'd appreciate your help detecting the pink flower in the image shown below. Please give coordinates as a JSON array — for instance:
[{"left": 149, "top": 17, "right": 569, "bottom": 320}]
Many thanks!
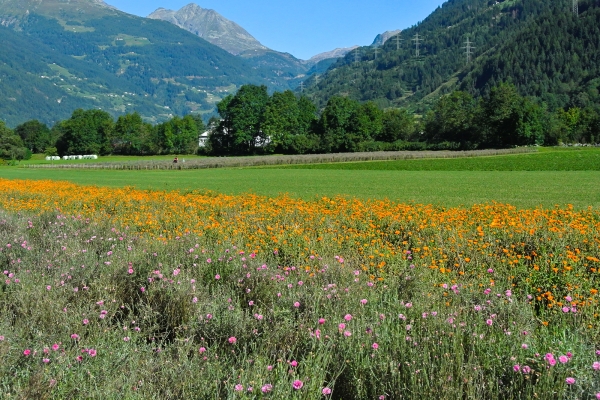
[
  {"left": 234, "top": 384, "right": 243, "bottom": 391},
  {"left": 562, "top": 306, "right": 570, "bottom": 313},
  {"left": 521, "top": 366, "right": 531, "bottom": 374},
  {"left": 292, "top": 380, "right": 303, "bottom": 390},
  {"left": 290, "top": 360, "right": 298, "bottom": 367},
  {"left": 405, "top": 303, "right": 412, "bottom": 308},
  {"left": 43, "top": 358, "right": 50, "bottom": 363},
  {"left": 294, "top": 302, "right": 300, "bottom": 308},
  {"left": 344, "top": 314, "right": 353, "bottom": 321},
  {"left": 596, "top": 393, "right": 600, "bottom": 400},
  {"left": 83, "top": 319, "right": 89, "bottom": 325},
  {"left": 140, "top": 287, "right": 145, "bottom": 293},
  {"left": 23, "top": 349, "right": 31, "bottom": 356},
  {"left": 559, "top": 355, "right": 569, "bottom": 364},
  {"left": 88, "top": 349, "right": 97, "bottom": 357},
  {"left": 338, "top": 323, "right": 346, "bottom": 330},
  {"left": 343, "top": 330, "right": 352, "bottom": 337},
  {"left": 123, "top": 337, "right": 130, "bottom": 342},
  {"left": 372, "top": 342, "right": 379, "bottom": 350},
  {"left": 214, "top": 274, "right": 220, "bottom": 279},
  {"left": 46, "top": 285, "right": 51, "bottom": 291},
  {"left": 128, "top": 268, "right": 134, "bottom": 274},
  {"left": 71, "top": 334, "right": 80, "bottom": 340},
  {"left": 199, "top": 347, "right": 206, "bottom": 354},
  {"left": 548, "top": 358, "right": 556, "bottom": 366},
  {"left": 322, "top": 387, "right": 332, "bottom": 395},
  {"left": 565, "top": 377, "right": 575, "bottom": 385},
  {"left": 261, "top": 384, "right": 272, "bottom": 393},
  {"left": 521, "top": 343, "right": 528, "bottom": 349},
  {"left": 318, "top": 318, "right": 326, "bottom": 325},
  {"left": 228, "top": 337, "right": 237, "bottom": 344},
  {"left": 267, "top": 365, "right": 273, "bottom": 371},
  {"left": 513, "top": 365, "right": 520, "bottom": 372},
  {"left": 360, "top": 299, "right": 368, "bottom": 305},
  {"left": 593, "top": 361, "right": 600, "bottom": 371},
  {"left": 52, "top": 344, "right": 59, "bottom": 351},
  {"left": 486, "top": 319, "right": 493, "bottom": 326}
]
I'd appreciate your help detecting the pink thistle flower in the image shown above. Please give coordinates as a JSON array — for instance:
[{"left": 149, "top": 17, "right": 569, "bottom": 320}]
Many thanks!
[
  {"left": 372, "top": 342, "right": 379, "bottom": 350},
  {"left": 565, "top": 377, "right": 575, "bottom": 385},
  {"left": 128, "top": 268, "right": 134, "bottom": 274},
  {"left": 513, "top": 365, "right": 520, "bottom": 372},
  {"left": 360, "top": 299, "right": 368, "bottom": 305},
  {"left": 23, "top": 349, "right": 31, "bottom": 356},
  {"left": 322, "top": 387, "right": 332, "bottom": 395},
  {"left": 294, "top": 302, "right": 300, "bottom": 308},
  {"left": 318, "top": 318, "right": 326, "bottom": 325},
  {"left": 292, "top": 380, "right": 303, "bottom": 390},
  {"left": 559, "top": 355, "right": 569, "bottom": 364},
  {"left": 261, "top": 384, "right": 273, "bottom": 393},
  {"left": 52, "top": 344, "right": 59, "bottom": 351},
  {"left": 290, "top": 360, "right": 298, "bottom": 367},
  {"left": 228, "top": 337, "right": 237, "bottom": 344},
  {"left": 593, "top": 361, "right": 600, "bottom": 371},
  {"left": 234, "top": 384, "right": 243, "bottom": 391},
  {"left": 199, "top": 347, "right": 206, "bottom": 354}
]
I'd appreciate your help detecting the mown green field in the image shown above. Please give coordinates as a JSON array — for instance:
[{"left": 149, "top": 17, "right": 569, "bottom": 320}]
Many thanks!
[
  {"left": 1, "top": 147, "right": 599, "bottom": 209},
  {"left": 281, "top": 147, "right": 600, "bottom": 171}
]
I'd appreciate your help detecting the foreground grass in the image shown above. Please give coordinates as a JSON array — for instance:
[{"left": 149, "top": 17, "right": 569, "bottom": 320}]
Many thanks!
[{"left": 1, "top": 180, "right": 599, "bottom": 399}]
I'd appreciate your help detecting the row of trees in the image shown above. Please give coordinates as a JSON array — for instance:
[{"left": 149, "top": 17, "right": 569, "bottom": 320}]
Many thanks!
[
  {"left": 208, "top": 83, "right": 599, "bottom": 155},
  {"left": 2, "top": 82, "right": 598, "bottom": 161},
  {"left": 1, "top": 109, "right": 205, "bottom": 160}
]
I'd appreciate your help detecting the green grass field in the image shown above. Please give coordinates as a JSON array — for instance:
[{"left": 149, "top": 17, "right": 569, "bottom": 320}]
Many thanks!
[
  {"left": 280, "top": 147, "right": 600, "bottom": 171},
  {"left": 1, "top": 147, "right": 599, "bottom": 209}
]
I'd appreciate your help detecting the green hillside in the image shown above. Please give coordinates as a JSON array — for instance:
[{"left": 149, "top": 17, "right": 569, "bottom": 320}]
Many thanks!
[
  {"left": 304, "top": 0, "right": 600, "bottom": 113},
  {"left": 0, "top": 0, "right": 295, "bottom": 127}
]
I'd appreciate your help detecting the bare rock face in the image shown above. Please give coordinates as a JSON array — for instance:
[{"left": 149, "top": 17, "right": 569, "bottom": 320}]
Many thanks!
[
  {"left": 148, "top": 3, "right": 267, "bottom": 55},
  {"left": 371, "top": 29, "right": 401, "bottom": 47},
  {"left": 306, "top": 46, "right": 359, "bottom": 65}
]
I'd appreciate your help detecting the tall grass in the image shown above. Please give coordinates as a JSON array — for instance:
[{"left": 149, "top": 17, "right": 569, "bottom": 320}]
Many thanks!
[{"left": 1, "top": 180, "right": 599, "bottom": 399}]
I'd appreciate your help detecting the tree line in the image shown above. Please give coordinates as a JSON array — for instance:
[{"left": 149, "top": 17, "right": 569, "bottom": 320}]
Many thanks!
[
  {"left": 0, "top": 109, "right": 205, "bottom": 161},
  {"left": 207, "top": 83, "right": 599, "bottom": 155},
  {"left": 1, "top": 82, "right": 598, "bottom": 161}
]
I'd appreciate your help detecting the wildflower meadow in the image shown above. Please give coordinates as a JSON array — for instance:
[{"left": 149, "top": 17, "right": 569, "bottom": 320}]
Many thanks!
[{"left": 0, "top": 178, "right": 599, "bottom": 399}]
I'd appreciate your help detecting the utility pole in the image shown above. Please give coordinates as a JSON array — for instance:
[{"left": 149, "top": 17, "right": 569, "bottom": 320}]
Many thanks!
[
  {"left": 394, "top": 34, "right": 404, "bottom": 50},
  {"left": 572, "top": 0, "right": 578, "bottom": 16},
  {"left": 462, "top": 36, "right": 475, "bottom": 64},
  {"left": 412, "top": 33, "right": 423, "bottom": 57}
]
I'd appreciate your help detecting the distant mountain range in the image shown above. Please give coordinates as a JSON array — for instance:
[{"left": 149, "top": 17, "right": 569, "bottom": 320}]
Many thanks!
[{"left": 0, "top": 0, "right": 374, "bottom": 126}]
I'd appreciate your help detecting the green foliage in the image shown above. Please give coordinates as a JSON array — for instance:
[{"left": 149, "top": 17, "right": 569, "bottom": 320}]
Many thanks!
[
  {"left": 13, "top": 120, "right": 52, "bottom": 153},
  {"left": 55, "top": 109, "right": 114, "bottom": 156},
  {"left": 0, "top": 120, "right": 28, "bottom": 161}
]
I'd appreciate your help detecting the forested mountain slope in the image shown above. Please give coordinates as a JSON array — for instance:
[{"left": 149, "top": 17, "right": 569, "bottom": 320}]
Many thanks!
[
  {"left": 0, "top": 0, "right": 295, "bottom": 126},
  {"left": 304, "top": 0, "right": 600, "bottom": 113}
]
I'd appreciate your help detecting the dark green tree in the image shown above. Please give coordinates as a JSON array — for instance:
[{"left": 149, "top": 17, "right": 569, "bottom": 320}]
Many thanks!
[
  {"left": 424, "top": 91, "right": 477, "bottom": 147},
  {"left": 317, "top": 96, "right": 361, "bottom": 153},
  {"left": 0, "top": 121, "right": 28, "bottom": 161},
  {"left": 55, "top": 109, "right": 114, "bottom": 155},
  {"left": 14, "top": 120, "right": 52, "bottom": 153},
  {"left": 378, "top": 108, "right": 415, "bottom": 142}
]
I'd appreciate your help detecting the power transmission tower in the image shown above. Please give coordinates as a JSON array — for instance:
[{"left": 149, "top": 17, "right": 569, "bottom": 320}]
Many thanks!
[
  {"left": 394, "top": 34, "right": 404, "bottom": 50},
  {"left": 354, "top": 48, "right": 361, "bottom": 64},
  {"left": 572, "top": 0, "right": 578, "bottom": 16},
  {"left": 412, "top": 33, "right": 423, "bottom": 57},
  {"left": 462, "top": 36, "right": 475, "bottom": 64}
]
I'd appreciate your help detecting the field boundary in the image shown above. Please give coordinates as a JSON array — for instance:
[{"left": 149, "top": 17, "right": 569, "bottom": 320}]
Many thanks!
[{"left": 22, "top": 148, "right": 538, "bottom": 170}]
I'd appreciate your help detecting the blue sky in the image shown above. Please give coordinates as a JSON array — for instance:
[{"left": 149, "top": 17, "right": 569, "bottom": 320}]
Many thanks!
[{"left": 106, "top": 0, "right": 447, "bottom": 60}]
